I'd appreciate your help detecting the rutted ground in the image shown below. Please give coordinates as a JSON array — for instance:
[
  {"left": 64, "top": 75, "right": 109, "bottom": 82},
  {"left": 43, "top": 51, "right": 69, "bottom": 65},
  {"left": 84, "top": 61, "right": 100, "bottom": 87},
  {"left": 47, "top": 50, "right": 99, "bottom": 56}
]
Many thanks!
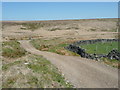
[{"left": 19, "top": 40, "right": 118, "bottom": 88}]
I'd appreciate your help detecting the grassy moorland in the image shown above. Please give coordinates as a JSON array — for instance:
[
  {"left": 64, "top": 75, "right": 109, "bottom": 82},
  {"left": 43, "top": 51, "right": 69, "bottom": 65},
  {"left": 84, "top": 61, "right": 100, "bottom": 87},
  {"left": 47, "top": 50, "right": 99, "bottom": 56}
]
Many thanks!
[
  {"left": 2, "top": 40, "right": 73, "bottom": 88},
  {"left": 2, "top": 54, "right": 73, "bottom": 88},
  {"left": 2, "top": 40, "right": 26, "bottom": 58},
  {"left": 30, "top": 38, "right": 79, "bottom": 56}
]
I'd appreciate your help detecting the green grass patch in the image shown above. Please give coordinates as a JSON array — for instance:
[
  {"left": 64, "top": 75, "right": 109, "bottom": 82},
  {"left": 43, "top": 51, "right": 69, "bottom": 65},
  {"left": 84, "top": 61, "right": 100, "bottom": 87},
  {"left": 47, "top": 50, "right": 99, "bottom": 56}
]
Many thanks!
[
  {"left": 27, "top": 55, "right": 73, "bottom": 88},
  {"left": 30, "top": 38, "right": 79, "bottom": 56},
  {"left": 80, "top": 41, "right": 118, "bottom": 54},
  {"left": 80, "top": 41, "right": 119, "bottom": 68},
  {"left": 2, "top": 40, "right": 26, "bottom": 58},
  {"left": 2, "top": 61, "right": 21, "bottom": 71}
]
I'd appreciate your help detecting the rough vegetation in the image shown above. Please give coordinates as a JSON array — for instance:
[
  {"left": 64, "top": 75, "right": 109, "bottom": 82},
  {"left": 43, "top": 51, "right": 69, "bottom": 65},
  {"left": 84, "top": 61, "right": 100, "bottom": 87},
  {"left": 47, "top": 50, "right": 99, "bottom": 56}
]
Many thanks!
[
  {"left": 20, "top": 23, "right": 44, "bottom": 30},
  {"left": 2, "top": 40, "right": 73, "bottom": 88},
  {"left": 2, "top": 18, "right": 117, "bottom": 31},
  {"left": 2, "top": 19, "right": 118, "bottom": 41},
  {"left": 2, "top": 40, "right": 26, "bottom": 58},
  {"left": 2, "top": 54, "right": 73, "bottom": 88},
  {"left": 2, "top": 18, "right": 119, "bottom": 88},
  {"left": 30, "top": 38, "right": 79, "bottom": 56}
]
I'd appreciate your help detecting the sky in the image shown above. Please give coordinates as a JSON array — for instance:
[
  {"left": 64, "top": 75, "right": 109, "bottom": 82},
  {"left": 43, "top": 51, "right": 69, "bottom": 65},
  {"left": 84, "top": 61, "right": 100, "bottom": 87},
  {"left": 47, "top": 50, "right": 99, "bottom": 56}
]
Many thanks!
[
  {"left": 2, "top": 2, "right": 118, "bottom": 21},
  {"left": 1, "top": 0, "right": 120, "bottom": 2}
]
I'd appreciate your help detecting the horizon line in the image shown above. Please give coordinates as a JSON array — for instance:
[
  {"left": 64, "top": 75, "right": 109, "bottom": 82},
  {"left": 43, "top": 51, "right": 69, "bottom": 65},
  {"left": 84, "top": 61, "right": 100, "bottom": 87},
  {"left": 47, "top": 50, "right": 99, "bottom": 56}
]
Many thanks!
[{"left": 1, "top": 17, "right": 118, "bottom": 22}]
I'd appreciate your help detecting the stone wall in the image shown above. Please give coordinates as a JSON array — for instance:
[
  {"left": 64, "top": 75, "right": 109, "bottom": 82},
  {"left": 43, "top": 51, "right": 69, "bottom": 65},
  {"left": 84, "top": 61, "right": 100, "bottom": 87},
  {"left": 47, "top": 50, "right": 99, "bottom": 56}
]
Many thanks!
[{"left": 65, "top": 39, "right": 120, "bottom": 61}]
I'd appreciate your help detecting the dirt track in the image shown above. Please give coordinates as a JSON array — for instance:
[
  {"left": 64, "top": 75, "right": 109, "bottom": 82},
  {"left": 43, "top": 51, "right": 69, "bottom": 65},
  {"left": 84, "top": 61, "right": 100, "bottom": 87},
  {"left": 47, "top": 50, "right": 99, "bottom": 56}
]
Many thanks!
[{"left": 19, "top": 40, "right": 118, "bottom": 88}]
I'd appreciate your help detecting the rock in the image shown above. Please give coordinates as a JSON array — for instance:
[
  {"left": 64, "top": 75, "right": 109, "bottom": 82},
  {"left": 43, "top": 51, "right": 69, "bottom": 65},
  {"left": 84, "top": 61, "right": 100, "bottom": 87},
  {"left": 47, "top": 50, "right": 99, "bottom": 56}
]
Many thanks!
[
  {"left": 65, "top": 39, "right": 120, "bottom": 61},
  {"left": 107, "top": 49, "right": 120, "bottom": 60}
]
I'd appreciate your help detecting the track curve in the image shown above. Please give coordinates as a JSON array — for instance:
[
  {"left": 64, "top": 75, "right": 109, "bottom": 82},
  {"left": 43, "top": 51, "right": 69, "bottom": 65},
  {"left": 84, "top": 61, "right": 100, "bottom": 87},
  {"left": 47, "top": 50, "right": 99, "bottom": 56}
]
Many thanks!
[{"left": 19, "top": 40, "right": 118, "bottom": 88}]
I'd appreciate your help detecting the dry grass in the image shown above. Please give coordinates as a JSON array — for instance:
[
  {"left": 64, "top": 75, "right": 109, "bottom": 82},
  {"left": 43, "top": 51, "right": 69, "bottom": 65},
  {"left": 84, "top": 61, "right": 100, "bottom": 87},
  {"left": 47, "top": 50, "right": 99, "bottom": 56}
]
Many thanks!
[
  {"left": 2, "top": 40, "right": 26, "bottom": 58},
  {"left": 2, "top": 54, "right": 73, "bottom": 88},
  {"left": 30, "top": 38, "right": 79, "bottom": 56},
  {"left": 101, "top": 58, "right": 119, "bottom": 68}
]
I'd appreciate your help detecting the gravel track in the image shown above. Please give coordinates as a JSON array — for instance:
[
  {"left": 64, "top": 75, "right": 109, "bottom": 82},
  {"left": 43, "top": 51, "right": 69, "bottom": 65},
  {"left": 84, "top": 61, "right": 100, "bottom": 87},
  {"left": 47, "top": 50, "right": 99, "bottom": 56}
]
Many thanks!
[{"left": 19, "top": 40, "right": 118, "bottom": 88}]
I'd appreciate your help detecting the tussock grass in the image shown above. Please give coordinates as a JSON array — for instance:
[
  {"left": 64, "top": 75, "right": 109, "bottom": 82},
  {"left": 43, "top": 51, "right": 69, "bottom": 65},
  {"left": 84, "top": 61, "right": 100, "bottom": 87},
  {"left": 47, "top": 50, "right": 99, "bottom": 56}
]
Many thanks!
[{"left": 2, "top": 40, "right": 26, "bottom": 58}]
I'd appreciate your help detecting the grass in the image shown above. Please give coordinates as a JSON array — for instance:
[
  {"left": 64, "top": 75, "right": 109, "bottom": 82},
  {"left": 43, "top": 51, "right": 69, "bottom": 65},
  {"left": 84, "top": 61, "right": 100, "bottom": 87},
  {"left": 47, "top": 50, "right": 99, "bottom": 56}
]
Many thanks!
[
  {"left": 101, "top": 58, "right": 119, "bottom": 68},
  {"left": 30, "top": 38, "right": 79, "bottom": 56},
  {"left": 66, "top": 27, "right": 79, "bottom": 30},
  {"left": 31, "top": 38, "right": 119, "bottom": 68},
  {"left": 21, "top": 23, "right": 44, "bottom": 31},
  {"left": 80, "top": 41, "right": 118, "bottom": 54},
  {"left": 2, "top": 54, "right": 73, "bottom": 88},
  {"left": 26, "top": 55, "right": 73, "bottom": 88},
  {"left": 80, "top": 41, "right": 119, "bottom": 68},
  {"left": 48, "top": 28, "right": 61, "bottom": 31},
  {"left": 90, "top": 28, "right": 96, "bottom": 31},
  {"left": 2, "top": 61, "right": 22, "bottom": 71},
  {"left": 3, "top": 77, "right": 18, "bottom": 87},
  {"left": 110, "top": 29, "right": 118, "bottom": 32},
  {"left": 2, "top": 40, "right": 26, "bottom": 58}
]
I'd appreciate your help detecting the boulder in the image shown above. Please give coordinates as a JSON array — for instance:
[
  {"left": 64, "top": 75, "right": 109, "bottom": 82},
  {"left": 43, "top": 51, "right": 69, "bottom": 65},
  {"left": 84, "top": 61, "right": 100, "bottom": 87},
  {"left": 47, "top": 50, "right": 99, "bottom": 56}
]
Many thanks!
[{"left": 107, "top": 49, "right": 120, "bottom": 60}]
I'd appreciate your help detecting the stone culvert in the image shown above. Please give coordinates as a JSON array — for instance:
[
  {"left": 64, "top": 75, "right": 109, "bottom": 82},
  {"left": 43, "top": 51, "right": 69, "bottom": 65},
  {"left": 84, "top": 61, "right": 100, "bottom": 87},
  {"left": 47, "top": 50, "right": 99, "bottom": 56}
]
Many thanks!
[{"left": 65, "top": 39, "right": 120, "bottom": 61}]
